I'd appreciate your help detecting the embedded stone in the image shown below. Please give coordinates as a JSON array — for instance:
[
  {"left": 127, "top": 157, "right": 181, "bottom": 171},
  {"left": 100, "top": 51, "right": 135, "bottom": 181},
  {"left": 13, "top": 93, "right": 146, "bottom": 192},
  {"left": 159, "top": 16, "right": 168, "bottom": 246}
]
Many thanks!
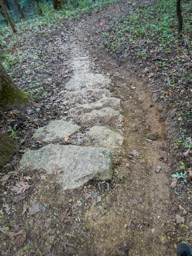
[
  {"left": 86, "top": 126, "right": 123, "bottom": 150},
  {"left": 65, "top": 73, "right": 111, "bottom": 91},
  {"left": 72, "top": 107, "right": 123, "bottom": 127},
  {"left": 63, "top": 88, "right": 112, "bottom": 107},
  {"left": 33, "top": 120, "right": 80, "bottom": 143},
  {"left": 19, "top": 144, "right": 112, "bottom": 190},
  {"left": 69, "top": 97, "right": 121, "bottom": 116}
]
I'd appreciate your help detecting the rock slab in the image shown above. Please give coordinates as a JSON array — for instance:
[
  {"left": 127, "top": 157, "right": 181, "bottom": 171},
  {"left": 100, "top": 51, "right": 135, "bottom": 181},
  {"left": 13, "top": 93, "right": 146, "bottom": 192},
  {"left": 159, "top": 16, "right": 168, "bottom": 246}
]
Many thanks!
[
  {"left": 72, "top": 107, "right": 123, "bottom": 126},
  {"left": 33, "top": 120, "right": 80, "bottom": 142},
  {"left": 65, "top": 73, "right": 111, "bottom": 91},
  {"left": 69, "top": 97, "right": 121, "bottom": 117},
  {"left": 86, "top": 126, "right": 123, "bottom": 150},
  {"left": 19, "top": 144, "right": 112, "bottom": 190}
]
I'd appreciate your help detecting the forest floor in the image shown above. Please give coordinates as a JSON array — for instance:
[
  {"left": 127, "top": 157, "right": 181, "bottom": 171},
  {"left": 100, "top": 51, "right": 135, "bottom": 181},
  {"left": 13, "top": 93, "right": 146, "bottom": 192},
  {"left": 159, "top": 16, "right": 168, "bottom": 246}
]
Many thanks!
[{"left": 0, "top": 0, "right": 192, "bottom": 255}]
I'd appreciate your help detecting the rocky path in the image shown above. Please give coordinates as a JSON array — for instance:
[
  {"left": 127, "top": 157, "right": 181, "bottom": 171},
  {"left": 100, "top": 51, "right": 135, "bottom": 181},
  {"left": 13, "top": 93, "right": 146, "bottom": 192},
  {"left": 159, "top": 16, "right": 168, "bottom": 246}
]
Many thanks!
[
  {"left": 20, "top": 40, "right": 124, "bottom": 190},
  {"left": 6, "top": 1, "right": 177, "bottom": 255},
  {"left": 17, "top": 34, "right": 175, "bottom": 256}
]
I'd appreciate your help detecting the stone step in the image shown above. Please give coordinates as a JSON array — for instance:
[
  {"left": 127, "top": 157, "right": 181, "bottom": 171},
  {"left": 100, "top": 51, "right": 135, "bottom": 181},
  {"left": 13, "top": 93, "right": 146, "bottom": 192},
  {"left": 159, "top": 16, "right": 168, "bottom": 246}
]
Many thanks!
[
  {"left": 65, "top": 73, "right": 111, "bottom": 91},
  {"left": 85, "top": 126, "right": 123, "bottom": 151},
  {"left": 19, "top": 144, "right": 112, "bottom": 190},
  {"left": 33, "top": 120, "right": 80, "bottom": 143}
]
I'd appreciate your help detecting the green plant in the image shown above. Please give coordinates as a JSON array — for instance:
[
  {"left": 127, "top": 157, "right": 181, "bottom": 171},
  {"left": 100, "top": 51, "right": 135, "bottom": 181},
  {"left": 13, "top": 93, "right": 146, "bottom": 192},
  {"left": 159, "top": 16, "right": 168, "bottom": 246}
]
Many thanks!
[
  {"left": 8, "top": 128, "right": 16, "bottom": 138},
  {"left": 183, "top": 137, "right": 192, "bottom": 149},
  {"left": 28, "top": 86, "right": 46, "bottom": 103},
  {"left": 179, "top": 161, "right": 185, "bottom": 170},
  {"left": 171, "top": 172, "right": 187, "bottom": 180}
]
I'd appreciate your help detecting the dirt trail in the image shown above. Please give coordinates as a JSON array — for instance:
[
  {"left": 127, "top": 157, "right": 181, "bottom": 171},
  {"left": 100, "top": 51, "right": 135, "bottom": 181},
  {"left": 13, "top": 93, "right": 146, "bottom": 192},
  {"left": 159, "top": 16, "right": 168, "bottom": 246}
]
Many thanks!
[
  {"left": 1, "top": 1, "right": 179, "bottom": 255},
  {"left": 64, "top": 5, "right": 174, "bottom": 255}
]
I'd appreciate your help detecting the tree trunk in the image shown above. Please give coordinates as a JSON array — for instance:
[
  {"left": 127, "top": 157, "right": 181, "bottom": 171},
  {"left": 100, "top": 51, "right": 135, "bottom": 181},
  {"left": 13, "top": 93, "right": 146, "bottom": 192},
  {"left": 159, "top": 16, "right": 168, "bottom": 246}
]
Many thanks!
[
  {"left": 35, "top": 0, "right": 43, "bottom": 16},
  {"left": 0, "top": 0, "right": 17, "bottom": 32},
  {"left": 0, "top": 64, "right": 29, "bottom": 109},
  {"left": 52, "top": 0, "right": 62, "bottom": 10},
  {"left": 0, "top": 134, "right": 18, "bottom": 168},
  {"left": 0, "top": 7, "right": 8, "bottom": 24},
  {"left": 177, "top": 0, "right": 183, "bottom": 34},
  {"left": 4, "top": 0, "right": 10, "bottom": 10},
  {"left": 14, "top": 0, "right": 25, "bottom": 20}
]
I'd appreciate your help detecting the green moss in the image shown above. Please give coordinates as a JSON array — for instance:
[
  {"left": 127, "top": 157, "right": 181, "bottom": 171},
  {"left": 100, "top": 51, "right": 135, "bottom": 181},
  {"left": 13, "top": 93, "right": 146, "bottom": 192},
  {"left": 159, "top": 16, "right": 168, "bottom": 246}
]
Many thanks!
[
  {"left": 0, "top": 63, "right": 29, "bottom": 109},
  {"left": 0, "top": 86, "right": 29, "bottom": 109},
  {"left": 0, "top": 134, "right": 19, "bottom": 168}
]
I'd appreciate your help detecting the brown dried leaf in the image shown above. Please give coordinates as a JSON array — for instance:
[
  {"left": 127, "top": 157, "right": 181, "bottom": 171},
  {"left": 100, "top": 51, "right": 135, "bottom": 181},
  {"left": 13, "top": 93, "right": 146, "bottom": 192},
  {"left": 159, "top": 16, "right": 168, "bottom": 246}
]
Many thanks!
[
  {"left": 186, "top": 168, "right": 192, "bottom": 182},
  {"left": 170, "top": 178, "right": 177, "bottom": 189},
  {"left": 11, "top": 181, "right": 30, "bottom": 194},
  {"left": 176, "top": 214, "right": 185, "bottom": 224},
  {"left": 18, "top": 235, "right": 26, "bottom": 246},
  {"left": 22, "top": 204, "right": 28, "bottom": 215},
  {"left": 0, "top": 174, "right": 11, "bottom": 182},
  {"left": 9, "top": 229, "right": 24, "bottom": 238},
  {"left": 3, "top": 203, "right": 10, "bottom": 214},
  {"left": 64, "top": 136, "right": 69, "bottom": 142},
  {"left": 40, "top": 174, "right": 47, "bottom": 181}
]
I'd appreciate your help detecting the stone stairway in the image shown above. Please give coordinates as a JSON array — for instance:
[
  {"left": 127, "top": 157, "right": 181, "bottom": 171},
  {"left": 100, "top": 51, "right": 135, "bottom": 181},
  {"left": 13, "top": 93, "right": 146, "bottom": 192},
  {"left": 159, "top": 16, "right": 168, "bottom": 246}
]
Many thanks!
[{"left": 19, "top": 42, "right": 123, "bottom": 190}]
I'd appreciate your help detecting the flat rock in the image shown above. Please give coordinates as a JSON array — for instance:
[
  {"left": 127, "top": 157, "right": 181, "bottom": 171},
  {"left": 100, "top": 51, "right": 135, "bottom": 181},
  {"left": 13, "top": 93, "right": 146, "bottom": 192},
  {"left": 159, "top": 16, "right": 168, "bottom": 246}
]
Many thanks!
[
  {"left": 69, "top": 97, "right": 121, "bottom": 116},
  {"left": 33, "top": 120, "right": 80, "bottom": 142},
  {"left": 65, "top": 73, "right": 111, "bottom": 91},
  {"left": 62, "top": 88, "right": 111, "bottom": 107},
  {"left": 19, "top": 144, "right": 112, "bottom": 190},
  {"left": 86, "top": 126, "right": 123, "bottom": 150},
  {"left": 72, "top": 107, "right": 123, "bottom": 127}
]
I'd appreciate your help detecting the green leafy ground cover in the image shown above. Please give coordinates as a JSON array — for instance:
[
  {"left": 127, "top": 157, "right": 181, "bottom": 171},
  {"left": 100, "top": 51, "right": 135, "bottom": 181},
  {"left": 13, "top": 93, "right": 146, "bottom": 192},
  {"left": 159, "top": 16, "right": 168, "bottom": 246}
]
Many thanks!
[{"left": 104, "top": 0, "right": 192, "bottom": 172}]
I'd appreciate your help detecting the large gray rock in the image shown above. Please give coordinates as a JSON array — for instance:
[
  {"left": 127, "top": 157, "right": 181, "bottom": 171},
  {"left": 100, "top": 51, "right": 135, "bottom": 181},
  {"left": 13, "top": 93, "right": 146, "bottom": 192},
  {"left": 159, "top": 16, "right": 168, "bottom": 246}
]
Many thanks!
[
  {"left": 33, "top": 120, "right": 80, "bottom": 143},
  {"left": 69, "top": 97, "right": 121, "bottom": 117},
  {"left": 72, "top": 107, "right": 123, "bottom": 127},
  {"left": 65, "top": 73, "right": 111, "bottom": 91},
  {"left": 62, "top": 89, "right": 112, "bottom": 107},
  {"left": 86, "top": 126, "right": 123, "bottom": 150},
  {"left": 19, "top": 144, "right": 112, "bottom": 190}
]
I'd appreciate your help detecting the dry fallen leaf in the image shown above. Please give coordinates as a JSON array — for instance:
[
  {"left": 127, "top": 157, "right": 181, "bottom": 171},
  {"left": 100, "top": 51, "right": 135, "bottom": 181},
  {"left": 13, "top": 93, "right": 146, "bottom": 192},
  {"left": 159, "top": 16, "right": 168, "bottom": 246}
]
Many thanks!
[
  {"left": 186, "top": 168, "right": 192, "bottom": 182},
  {"left": 64, "top": 136, "right": 69, "bottom": 142},
  {"left": 40, "top": 174, "right": 47, "bottom": 181},
  {"left": 170, "top": 178, "right": 177, "bottom": 189},
  {"left": 22, "top": 204, "right": 28, "bottom": 215},
  {"left": 11, "top": 181, "right": 30, "bottom": 194},
  {"left": 18, "top": 234, "right": 26, "bottom": 246},
  {"left": 0, "top": 174, "right": 11, "bottom": 182},
  {"left": 9, "top": 229, "right": 24, "bottom": 238},
  {"left": 176, "top": 214, "right": 185, "bottom": 224},
  {"left": 3, "top": 203, "right": 10, "bottom": 214}
]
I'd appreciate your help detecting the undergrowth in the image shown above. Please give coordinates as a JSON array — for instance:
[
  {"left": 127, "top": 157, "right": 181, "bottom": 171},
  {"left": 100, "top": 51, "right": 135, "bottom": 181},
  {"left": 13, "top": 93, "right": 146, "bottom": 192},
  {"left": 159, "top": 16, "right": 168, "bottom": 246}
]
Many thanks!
[
  {"left": 105, "top": 0, "right": 192, "bottom": 52},
  {"left": 104, "top": 0, "right": 192, "bottom": 171},
  {"left": 0, "top": 0, "right": 119, "bottom": 72},
  {"left": 0, "top": 0, "right": 118, "bottom": 39}
]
